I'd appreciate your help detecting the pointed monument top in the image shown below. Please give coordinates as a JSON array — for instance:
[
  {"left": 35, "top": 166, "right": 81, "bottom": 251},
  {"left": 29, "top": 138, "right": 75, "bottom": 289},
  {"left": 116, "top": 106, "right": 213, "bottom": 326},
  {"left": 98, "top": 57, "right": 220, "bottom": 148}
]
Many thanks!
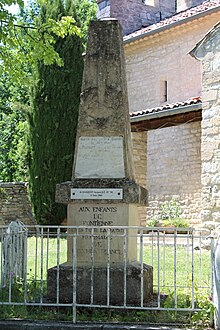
[{"left": 72, "top": 19, "right": 134, "bottom": 180}]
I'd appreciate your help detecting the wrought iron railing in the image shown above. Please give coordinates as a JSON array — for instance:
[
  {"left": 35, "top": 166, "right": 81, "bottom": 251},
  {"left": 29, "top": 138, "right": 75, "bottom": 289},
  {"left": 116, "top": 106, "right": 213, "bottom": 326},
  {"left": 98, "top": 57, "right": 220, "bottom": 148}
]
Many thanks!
[{"left": 0, "top": 224, "right": 214, "bottom": 323}]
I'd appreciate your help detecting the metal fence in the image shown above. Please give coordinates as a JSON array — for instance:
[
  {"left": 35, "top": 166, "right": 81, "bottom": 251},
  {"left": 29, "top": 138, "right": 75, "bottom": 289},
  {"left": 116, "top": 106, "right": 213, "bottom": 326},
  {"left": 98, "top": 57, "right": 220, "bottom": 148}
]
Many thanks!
[{"left": 0, "top": 225, "right": 214, "bottom": 323}]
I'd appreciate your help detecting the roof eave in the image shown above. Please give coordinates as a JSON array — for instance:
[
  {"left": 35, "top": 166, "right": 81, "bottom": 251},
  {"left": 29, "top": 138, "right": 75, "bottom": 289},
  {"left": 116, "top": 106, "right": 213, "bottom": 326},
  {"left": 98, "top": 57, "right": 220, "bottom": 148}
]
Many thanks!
[
  {"left": 190, "top": 20, "right": 220, "bottom": 60},
  {"left": 124, "top": 5, "right": 220, "bottom": 46},
  {"left": 130, "top": 102, "right": 202, "bottom": 123}
]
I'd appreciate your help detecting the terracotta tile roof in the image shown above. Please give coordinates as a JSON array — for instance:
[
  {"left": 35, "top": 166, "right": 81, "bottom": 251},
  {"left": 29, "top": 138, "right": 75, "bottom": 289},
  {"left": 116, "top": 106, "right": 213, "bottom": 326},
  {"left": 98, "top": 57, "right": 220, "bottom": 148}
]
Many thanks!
[
  {"left": 124, "top": 0, "right": 220, "bottom": 42},
  {"left": 130, "top": 97, "right": 202, "bottom": 118}
]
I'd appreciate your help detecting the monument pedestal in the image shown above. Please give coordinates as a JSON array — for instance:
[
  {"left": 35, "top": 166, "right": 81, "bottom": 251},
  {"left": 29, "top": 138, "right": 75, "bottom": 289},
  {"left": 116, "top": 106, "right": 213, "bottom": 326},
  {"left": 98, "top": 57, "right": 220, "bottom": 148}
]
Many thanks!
[
  {"left": 56, "top": 179, "right": 148, "bottom": 265},
  {"left": 47, "top": 263, "right": 153, "bottom": 305},
  {"left": 48, "top": 179, "right": 152, "bottom": 305}
]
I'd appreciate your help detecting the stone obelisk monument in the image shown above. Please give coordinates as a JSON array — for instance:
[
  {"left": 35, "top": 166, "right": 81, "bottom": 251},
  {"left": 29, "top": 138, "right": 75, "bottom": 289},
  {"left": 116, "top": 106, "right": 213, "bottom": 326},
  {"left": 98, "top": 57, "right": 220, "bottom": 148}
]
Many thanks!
[{"left": 48, "top": 19, "right": 152, "bottom": 305}]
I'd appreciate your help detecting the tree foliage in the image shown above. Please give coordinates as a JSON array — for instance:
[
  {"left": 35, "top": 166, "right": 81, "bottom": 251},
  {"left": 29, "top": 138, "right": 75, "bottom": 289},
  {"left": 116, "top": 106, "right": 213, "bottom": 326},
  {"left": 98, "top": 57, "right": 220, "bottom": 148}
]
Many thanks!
[
  {"left": 0, "top": 0, "right": 81, "bottom": 83},
  {"left": 0, "top": 0, "right": 97, "bottom": 224},
  {"left": 0, "top": 75, "right": 29, "bottom": 181},
  {"left": 29, "top": 0, "right": 84, "bottom": 225},
  {"left": 74, "top": 0, "right": 97, "bottom": 46}
]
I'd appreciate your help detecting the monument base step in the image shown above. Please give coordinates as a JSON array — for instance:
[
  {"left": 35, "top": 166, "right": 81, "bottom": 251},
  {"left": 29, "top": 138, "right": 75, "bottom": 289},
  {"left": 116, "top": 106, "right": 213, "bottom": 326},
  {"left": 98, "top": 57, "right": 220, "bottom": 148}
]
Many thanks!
[{"left": 47, "top": 263, "right": 153, "bottom": 305}]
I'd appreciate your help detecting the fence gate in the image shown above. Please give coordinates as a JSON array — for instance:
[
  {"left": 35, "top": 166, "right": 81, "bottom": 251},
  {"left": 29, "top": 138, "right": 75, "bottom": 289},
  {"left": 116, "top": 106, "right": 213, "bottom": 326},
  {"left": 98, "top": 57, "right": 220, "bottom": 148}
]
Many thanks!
[{"left": 1, "top": 221, "right": 27, "bottom": 287}]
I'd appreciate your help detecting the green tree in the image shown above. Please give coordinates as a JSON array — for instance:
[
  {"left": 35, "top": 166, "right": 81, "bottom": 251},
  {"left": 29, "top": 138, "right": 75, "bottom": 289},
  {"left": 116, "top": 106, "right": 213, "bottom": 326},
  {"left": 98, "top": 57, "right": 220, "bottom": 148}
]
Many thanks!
[
  {"left": 0, "top": 75, "right": 29, "bottom": 181},
  {"left": 0, "top": 0, "right": 82, "bottom": 181},
  {"left": 29, "top": 0, "right": 84, "bottom": 225},
  {"left": 74, "top": 0, "right": 97, "bottom": 46},
  {"left": 0, "top": 0, "right": 97, "bottom": 222}
]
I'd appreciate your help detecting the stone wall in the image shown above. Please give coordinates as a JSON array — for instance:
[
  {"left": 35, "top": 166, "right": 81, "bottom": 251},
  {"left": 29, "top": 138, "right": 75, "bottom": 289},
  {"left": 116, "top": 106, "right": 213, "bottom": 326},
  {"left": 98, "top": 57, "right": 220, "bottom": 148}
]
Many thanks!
[
  {"left": 191, "top": 23, "right": 220, "bottom": 226},
  {"left": 97, "top": 0, "right": 209, "bottom": 36},
  {"left": 132, "top": 123, "right": 202, "bottom": 226},
  {"left": 147, "top": 121, "right": 202, "bottom": 225},
  {"left": 0, "top": 182, "right": 35, "bottom": 226},
  {"left": 97, "top": 0, "right": 175, "bottom": 35},
  {"left": 125, "top": 12, "right": 220, "bottom": 112},
  {"left": 124, "top": 15, "right": 220, "bottom": 226},
  {"left": 132, "top": 131, "right": 148, "bottom": 226},
  {"left": 110, "top": 0, "right": 162, "bottom": 35},
  {"left": 159, "top": 1, "right": 176, "bottom": 19}
]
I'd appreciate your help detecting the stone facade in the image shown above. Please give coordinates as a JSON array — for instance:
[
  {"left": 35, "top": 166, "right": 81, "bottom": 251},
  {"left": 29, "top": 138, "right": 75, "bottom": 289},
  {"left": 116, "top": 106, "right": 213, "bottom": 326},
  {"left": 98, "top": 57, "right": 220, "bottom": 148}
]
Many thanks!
[
  {"left": 97, "top": 0, "right": 208, "bottom": 35},
  {"left": 125, "top": 10, "right": 220, "bottom": 226},
  {"left": 132, "top": 131, "right": 148, "bottom": 226},
  {"left": 146, "top": 122, "right": 202, "bottom": 225},
  {"left": 125, "top": 13, "right": 220, "bottom": 112},
  {"left": 190, "top": 22, "right": 220, "bottom": 226},
  {"left": 0, "top": 182, "right": 35, "bottom": 226},
  {"left": 97, "top": 0, "right": 175, "bottom": 35}
]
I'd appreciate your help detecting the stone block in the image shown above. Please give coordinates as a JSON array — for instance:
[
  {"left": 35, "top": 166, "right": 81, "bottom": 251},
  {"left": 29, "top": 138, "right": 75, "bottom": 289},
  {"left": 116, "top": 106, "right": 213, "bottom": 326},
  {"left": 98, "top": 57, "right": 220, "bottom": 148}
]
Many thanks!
[
  {"left": 203, "top": 90, "right": 218, "bottom": 102},
  {"left": 56, "top": 179, "right": 148, "bottom": 206},
  {"left": 200, "top": 209, "right": 212, "bottom": 222},
  {"left": 47, "top": 263, "right": 153, "bottom": 305},
  {"left": 66, "top": 203, "right": 139, "bottom": 265}
]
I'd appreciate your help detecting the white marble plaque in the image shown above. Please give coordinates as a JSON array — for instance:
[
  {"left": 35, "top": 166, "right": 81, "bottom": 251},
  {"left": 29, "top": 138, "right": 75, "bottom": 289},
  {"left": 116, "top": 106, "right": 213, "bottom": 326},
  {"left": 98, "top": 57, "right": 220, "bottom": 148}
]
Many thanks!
[
  {"left": 75, "top": 136, "right": 125, "bottom": 178},
  {"left": 71, "top": 188, "right": 123, "bottom": 200}
]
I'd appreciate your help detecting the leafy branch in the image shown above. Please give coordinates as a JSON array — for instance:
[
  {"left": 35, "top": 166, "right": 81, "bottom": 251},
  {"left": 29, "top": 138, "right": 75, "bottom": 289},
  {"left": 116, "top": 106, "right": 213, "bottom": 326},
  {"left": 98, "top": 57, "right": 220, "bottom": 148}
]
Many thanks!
[{"left": 0, "top": 1, "right": 82, "bottom": 83}]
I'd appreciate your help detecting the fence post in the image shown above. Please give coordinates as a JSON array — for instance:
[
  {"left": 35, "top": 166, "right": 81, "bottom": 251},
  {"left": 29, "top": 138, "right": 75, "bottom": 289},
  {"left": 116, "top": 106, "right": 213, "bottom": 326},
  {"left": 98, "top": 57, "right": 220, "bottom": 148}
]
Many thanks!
[{"left": 214, "top": 236, "right": 220, "bottom": 329}]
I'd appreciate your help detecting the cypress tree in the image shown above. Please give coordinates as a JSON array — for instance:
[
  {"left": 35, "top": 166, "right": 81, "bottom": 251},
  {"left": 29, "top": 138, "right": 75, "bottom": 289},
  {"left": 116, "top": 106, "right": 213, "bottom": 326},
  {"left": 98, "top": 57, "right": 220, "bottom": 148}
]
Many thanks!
[{"left": 29, "top": 0, "right": 84, "bottom": 225}]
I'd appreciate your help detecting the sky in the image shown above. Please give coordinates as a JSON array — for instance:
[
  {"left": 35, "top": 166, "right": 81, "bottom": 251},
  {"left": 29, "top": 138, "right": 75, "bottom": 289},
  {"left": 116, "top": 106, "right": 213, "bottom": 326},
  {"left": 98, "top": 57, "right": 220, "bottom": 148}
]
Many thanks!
[
  {"left": 7, "top": 4, "right": 19, "bottom": 14},
  {"left": 7, "top": 0, "right": 28, "bottom": 14}
]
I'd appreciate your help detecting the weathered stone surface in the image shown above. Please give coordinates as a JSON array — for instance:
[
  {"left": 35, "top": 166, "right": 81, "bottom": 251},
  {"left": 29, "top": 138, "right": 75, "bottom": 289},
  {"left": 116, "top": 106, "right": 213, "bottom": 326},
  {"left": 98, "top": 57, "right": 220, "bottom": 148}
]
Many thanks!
[
  {"left": 51, "top": 19, "right": 151, "bottom": 305},
  {"left": 191, "top": 22, "right": 220, "bottom": 225},
  {"left": 58, "top": 20, "right": 148, "bottom": 269},
  {"left": 97, "top": 0, "right": 176, "bottom": 35},
  {"left": 72, "top": 19, "right": 135, "bottom": 182},
  {"left": 66, "top": 203, "right": 138, "bottom": 265},
  {"left": 56, "top": 179, "right": 148, "bottom": 206},
  {"left": 132, "top": 131, "right": 147, "bottom": 226},
  {"left": 146, "top": 122, "right": 202, "bottom": 225},
  {"left": 47, "top": 263, "right": 153, "bottom": 305},
  {"left": 190, "top": 22, "right": 220, "bottom": 62},
  {"left": 75, "top": 137, "right": 125, "bottom": 178},
  {"left": 0, "top": 182, "right": 35, "bottom": 227},
  {"left": 124, "top": 9, "right": 219, "bottom": 226}
]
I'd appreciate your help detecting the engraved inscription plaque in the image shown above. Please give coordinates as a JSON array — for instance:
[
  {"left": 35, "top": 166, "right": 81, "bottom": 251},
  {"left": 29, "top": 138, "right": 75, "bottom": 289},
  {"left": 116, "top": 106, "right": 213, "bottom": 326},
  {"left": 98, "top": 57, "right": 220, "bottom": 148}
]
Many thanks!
[
  {"left": 75, "top": 136, "right": 125, "bottom": 178},
  {"left": 71, "top": 188, "right": 123, "bottom": 200},
  {"left": 67, "top": 203, "right": 137, "bottom": 265}
]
